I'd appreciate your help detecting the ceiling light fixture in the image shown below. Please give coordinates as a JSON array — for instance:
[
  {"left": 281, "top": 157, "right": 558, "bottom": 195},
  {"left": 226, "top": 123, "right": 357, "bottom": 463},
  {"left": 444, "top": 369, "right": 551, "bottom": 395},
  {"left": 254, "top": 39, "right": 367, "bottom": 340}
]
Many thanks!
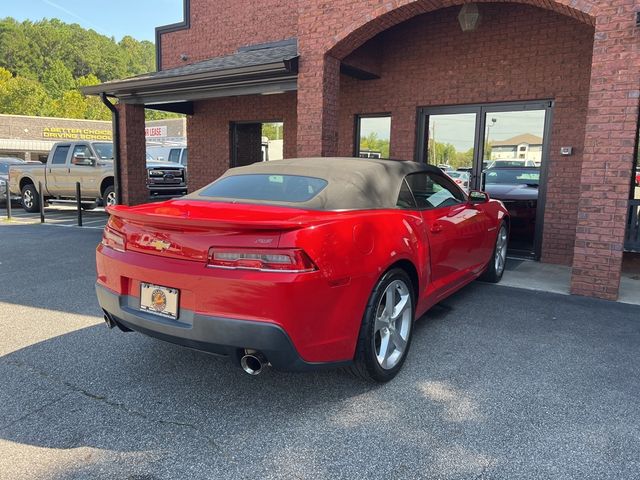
[{"left": 458, "top": 4, "right": 481, "bottom": 32}]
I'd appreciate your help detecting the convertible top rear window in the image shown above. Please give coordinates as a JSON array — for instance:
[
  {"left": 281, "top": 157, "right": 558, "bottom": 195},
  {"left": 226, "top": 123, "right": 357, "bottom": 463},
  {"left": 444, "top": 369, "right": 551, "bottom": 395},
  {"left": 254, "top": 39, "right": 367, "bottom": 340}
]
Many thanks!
[{"left": 200, "top": 174, "right": 328, "bottom": 203}]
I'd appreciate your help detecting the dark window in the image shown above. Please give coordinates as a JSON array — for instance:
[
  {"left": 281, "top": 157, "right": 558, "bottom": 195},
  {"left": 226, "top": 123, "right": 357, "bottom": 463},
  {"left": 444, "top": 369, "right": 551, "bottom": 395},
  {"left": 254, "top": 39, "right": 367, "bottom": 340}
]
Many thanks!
[
  {"left": 0, "top": 163, "right": 9, "bottom": 174},
  {"left": 168, "top": 149, "right": 182, "bottom": 163},
  {"left": 484, "top": 168, "right": 540, "bottom": 186},
  {"left": 405, "top": 172, "right": 464, "bottom": 209},
  {"left": 200, "top": 174, "right": 328, "bottom": 203},
  {"left": 93, "top": 143, "right": 113, "bottom": 160},
  {"left": 181, "top": 148, "right": 188, "bottom": 166},
  {"left": 396, "top": 179, "right": 417, "bottom": 209},
  {"left": 355, "top": 115, "right": 391, "bottom": 159},
  {"left": 51, "top": 146, "right": 70, "bottom": 165}
]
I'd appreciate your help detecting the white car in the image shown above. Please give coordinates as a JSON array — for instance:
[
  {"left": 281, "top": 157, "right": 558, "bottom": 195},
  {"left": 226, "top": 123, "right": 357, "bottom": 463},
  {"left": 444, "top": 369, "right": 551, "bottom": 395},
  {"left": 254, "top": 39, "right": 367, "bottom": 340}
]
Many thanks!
[{"left": 447, "top": 171, "right": 470, "bottom": 192}]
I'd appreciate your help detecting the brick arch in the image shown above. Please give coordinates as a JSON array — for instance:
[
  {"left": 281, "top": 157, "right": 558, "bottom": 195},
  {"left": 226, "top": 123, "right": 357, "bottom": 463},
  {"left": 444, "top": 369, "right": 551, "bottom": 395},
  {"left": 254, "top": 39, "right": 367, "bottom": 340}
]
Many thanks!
[{"left": 327, "top": 0, "right": 597, "bottom": 59}]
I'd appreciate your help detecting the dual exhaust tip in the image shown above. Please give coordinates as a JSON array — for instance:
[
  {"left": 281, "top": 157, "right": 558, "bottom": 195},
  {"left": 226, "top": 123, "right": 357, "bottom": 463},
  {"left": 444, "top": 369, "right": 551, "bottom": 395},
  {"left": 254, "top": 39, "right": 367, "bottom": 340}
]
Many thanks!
[{"left": 240, "top": 350, "right": 268, "bottom": 375}]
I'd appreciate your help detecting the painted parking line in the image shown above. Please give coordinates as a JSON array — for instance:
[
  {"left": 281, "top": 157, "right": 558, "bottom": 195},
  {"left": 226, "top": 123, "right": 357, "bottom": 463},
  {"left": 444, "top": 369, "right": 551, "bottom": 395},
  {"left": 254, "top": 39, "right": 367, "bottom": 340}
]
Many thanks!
[{"left": 1, "top": 207, "right": 108, "bottom": 229}]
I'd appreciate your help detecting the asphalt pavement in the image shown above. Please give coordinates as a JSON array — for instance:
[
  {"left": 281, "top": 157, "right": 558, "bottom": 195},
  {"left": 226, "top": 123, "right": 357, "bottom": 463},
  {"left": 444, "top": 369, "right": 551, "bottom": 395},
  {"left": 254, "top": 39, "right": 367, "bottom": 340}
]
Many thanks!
[
  {"left": 0, "top": 223, "right": 639, "bottom": 479},
  {"left": 0, "top": 203, "right": 108, "bottom": 229}
]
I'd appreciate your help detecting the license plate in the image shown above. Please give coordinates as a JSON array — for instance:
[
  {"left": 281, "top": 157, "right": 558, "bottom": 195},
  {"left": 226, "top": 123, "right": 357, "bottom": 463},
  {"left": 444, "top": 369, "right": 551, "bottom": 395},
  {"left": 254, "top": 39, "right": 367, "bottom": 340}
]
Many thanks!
[{"left": 140, "top": 282, "right": 179, "bottom": 319}]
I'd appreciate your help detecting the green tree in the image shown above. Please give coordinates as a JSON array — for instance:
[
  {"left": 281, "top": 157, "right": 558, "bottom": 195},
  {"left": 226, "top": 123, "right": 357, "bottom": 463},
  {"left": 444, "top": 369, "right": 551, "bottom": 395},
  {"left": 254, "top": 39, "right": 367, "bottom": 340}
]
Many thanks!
[
  {"left": 42, "top": 59, "right": 75, "bottom": 98},
  {"left": 0, "top": 75, "right": 52, "bottom": 116},
  {"left": 0, "top": 17, "right": 163, "bottom": 120}
]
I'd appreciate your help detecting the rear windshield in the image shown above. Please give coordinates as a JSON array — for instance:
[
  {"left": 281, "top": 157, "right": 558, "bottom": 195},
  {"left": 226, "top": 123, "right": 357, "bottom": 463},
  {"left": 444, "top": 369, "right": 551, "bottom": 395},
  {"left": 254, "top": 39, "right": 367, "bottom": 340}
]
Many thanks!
[{"left": 200, "top": 174, "right": 328, "bottom": 203}]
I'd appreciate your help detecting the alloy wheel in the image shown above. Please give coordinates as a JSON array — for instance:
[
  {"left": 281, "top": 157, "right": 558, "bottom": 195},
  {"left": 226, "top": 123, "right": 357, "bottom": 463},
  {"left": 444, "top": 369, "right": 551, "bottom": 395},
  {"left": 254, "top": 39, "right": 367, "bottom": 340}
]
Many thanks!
[
  {"left": 23, "top": 190, "right": 33, "bottom": 209},
  {"left": 374, "top": 279, "right": 412, "bottom": 370},
  {"left": 106, "top": 191, "right": 117, "bottom": 207},
  {"left": 495, "top": 225, "right": 508, "bottom": 275}
]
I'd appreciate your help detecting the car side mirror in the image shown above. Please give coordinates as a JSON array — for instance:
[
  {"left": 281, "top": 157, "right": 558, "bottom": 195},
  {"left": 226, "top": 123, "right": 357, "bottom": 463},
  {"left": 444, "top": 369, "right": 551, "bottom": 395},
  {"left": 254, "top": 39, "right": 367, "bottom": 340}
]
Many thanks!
[
  {"left": 72, "top": 155, "right": 95, "bottom": 166},
  {"left": 468, "top": 190, "right": 489, "bottom": 204}
]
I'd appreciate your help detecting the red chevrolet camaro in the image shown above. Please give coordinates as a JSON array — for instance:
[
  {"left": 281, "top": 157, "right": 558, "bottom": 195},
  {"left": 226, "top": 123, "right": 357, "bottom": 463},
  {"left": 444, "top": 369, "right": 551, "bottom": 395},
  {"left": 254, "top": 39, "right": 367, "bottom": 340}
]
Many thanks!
[{"left": 96, "top": 157, "right": 509, "bottom": 382}]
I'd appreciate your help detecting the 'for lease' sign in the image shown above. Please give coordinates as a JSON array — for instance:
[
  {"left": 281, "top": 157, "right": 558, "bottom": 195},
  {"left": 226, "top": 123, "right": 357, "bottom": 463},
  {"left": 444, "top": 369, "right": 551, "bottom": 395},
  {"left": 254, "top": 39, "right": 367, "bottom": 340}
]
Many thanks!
[{"left": 145, "top": 126, "right": 167, "bottom": 138}]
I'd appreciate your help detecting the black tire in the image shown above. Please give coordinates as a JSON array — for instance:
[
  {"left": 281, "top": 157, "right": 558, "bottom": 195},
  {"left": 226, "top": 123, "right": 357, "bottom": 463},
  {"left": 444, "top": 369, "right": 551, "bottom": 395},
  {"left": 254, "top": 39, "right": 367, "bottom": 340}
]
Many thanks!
[
  {"left": 349, "top": 268, "right": 415, "bottom": 382},
  {"left": 21, "top": 184, "right": 39, "bottom": 213},
  {"left": 102, "top": 185, "right": 116, "bottom": 207},
  {"left": 479, "top": 222, "right": 508, "bottom": 283}
]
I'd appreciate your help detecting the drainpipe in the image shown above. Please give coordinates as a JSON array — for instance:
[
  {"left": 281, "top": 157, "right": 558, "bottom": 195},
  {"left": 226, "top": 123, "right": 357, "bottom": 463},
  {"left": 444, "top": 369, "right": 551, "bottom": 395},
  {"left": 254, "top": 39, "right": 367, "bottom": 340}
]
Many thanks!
[{"left": 100, "top": 93, "right": 122, "bottom": 205}]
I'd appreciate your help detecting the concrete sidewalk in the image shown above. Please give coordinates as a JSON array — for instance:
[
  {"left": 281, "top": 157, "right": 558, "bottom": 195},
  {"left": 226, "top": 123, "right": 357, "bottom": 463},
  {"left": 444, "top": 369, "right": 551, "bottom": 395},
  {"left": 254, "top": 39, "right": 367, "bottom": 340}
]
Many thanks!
[{"left": 501, "top": 258, "right": 640, "bottom": 306}]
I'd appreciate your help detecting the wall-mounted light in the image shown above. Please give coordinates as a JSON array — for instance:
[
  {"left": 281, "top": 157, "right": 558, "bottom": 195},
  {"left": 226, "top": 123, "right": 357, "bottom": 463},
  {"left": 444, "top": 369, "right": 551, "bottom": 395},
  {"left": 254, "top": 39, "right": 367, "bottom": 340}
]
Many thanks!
[
  {"left": 179, "top": 53, "right": 189, "bottom": 62},
  {"left": 458, "top": 4, "right": 481, "bottom": 32}
]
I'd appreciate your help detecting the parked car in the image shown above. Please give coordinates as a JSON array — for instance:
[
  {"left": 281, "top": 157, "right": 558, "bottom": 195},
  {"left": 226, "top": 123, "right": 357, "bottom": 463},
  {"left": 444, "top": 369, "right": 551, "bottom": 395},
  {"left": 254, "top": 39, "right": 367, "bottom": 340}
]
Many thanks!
[
  {"left": 482, "top": 167, "right": 539, "bottom": 246},
  {"left": 9, "top": 141, "right": 187, "bottom": 212},
  {"left": 0, "top": 157, "right": 25, "bottom": 204},
  {"left": 635, "top": 171, "right": 639, "bottom": 187},
  {"left": 447, "top": 171, "right": 470, "bottom": 192},
  {"left": 485, "top": 159, "right": 537, "bottom": 168},
  {"left": 147, "top": 146, "right": 187, "bottom": 166},
  {"left": 96, "top": 157, "right": 509, "bottom": 382}
]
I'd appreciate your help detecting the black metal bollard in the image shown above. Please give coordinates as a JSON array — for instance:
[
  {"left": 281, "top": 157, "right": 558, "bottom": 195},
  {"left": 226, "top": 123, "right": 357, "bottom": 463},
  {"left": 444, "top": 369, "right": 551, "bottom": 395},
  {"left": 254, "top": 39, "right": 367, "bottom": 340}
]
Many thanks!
[
  {"left": 76, "top": 182, "right": 83, "bottom": 227},
  {"left": 5, "top": 181, "right": 11, "bottom": 220},
  {"left": 38, "top": 181, "right": 45, "bottom": 223}
]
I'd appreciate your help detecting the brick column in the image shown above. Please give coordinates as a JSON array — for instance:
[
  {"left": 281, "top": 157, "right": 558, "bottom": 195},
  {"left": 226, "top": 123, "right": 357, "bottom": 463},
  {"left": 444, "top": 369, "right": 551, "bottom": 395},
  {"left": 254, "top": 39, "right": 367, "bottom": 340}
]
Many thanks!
[
  {"left": 570, "top": 10, "right": 639, "bottom": 301},
  {"left": 117, "top": 103, "right": 148, "bottom": 206},
  {"left": 296, "top": 53, "right": 340, "bottom": 157}
]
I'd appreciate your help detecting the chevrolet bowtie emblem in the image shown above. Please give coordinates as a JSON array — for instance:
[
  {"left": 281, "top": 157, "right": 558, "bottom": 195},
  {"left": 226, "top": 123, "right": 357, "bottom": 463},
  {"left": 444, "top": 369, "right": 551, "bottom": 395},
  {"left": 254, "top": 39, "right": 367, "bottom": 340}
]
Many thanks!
[{"left": 150, "top": 240, "right": 171, "bottom": 252}]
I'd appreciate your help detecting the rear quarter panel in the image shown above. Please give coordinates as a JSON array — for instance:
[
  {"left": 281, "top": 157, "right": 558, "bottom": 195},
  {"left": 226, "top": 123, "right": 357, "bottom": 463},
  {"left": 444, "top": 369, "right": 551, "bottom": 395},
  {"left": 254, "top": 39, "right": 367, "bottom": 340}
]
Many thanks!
[
  {"left": 278, "top": 209, "right": 429, "bottom": 350},
  {"left": 8, "top": 164, "right": 46, "bottom": 195}
]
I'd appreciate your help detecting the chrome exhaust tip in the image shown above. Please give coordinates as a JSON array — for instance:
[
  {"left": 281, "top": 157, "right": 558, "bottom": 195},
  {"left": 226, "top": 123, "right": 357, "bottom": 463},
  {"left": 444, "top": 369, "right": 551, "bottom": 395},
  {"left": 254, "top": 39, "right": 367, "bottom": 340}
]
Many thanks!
[
  {"left": 103, "top": 312, "right": 116, "bottom": 329},
  {"left": 240, "top": 351, "right": 267, "bottom": 375}
]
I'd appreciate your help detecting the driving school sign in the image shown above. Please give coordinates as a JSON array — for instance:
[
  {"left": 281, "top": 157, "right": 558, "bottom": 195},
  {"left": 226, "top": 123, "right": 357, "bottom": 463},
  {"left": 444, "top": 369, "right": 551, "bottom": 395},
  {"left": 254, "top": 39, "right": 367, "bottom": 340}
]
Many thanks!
[
  {"left": 145, "top": 126, "right": 167, "bottom": 138},
  {"left": 43, "top": 127, "right": 112, "bottom": 141}
]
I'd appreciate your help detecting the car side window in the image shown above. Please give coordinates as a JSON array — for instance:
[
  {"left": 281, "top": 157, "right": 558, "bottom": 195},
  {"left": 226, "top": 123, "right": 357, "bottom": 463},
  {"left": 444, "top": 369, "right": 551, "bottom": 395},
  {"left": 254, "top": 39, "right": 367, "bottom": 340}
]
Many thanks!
[
  {"left": 396, "top": 179, "right": 417, "bottom": 209},
  {"left": 168, "top": 149, "right": 181, "bottom": 163},
  {"left": 405, "top": 172, "right": 465, "bottom": 210},
  {"left": 51, "top": 145, "right": 70, "bottom": 165},
  {"left": 71, "top": 145, "right": 92, "bottom": 165},
  {"left": 181, "top": 149, "right": 188, "bottom": 166}
]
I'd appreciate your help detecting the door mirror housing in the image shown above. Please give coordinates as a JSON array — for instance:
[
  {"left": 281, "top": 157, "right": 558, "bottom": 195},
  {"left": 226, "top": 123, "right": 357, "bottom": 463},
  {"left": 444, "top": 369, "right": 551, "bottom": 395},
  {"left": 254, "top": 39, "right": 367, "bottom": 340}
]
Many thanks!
[
  {"left": 72, "top": 154, "right": 96, "bottom": 166},
  {"left": 468, "top": 190, "right": 489, "bottom": 204}
]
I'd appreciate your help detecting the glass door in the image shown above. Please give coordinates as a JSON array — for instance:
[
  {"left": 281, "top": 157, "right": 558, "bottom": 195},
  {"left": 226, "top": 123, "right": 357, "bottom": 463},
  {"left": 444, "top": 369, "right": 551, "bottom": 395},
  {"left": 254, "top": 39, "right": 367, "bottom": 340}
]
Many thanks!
[
  {"left": 424, "top": 110, "right": 476, "bottom": 193},
  {"left": 417, "top": 101, "right": 553, "bottom": 259}
]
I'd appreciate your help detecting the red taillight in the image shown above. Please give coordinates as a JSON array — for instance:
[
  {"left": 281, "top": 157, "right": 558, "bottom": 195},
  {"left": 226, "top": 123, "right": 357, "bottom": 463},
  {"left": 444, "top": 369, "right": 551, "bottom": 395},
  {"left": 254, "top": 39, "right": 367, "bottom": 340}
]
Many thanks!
[
  {"left": 101, "top": 227, "right": 126, "bottom": 252},
  {"left": 207, "top": 248, "right": 317, "bottom": 273}
]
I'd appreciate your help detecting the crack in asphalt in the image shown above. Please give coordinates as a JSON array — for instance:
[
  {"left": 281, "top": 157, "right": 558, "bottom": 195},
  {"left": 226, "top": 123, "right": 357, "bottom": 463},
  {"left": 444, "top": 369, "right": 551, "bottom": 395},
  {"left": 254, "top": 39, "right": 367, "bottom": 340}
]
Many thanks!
[
  {"left": 2, "top": 358, "right": 232, "bottom": 461},
  {"left": 0, "top": 391, "right": 71, "bottom": 430}
]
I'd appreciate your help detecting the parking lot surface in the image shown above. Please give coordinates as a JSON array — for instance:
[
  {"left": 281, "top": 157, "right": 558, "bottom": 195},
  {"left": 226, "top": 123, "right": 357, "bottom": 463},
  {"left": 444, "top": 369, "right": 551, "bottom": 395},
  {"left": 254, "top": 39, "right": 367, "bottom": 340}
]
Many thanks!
[
  {"left": 1, "top": 204, "right": 108, "bottom": 229},
  {"left": 1, "top": 223, "right": 639, "bottom": 480}
]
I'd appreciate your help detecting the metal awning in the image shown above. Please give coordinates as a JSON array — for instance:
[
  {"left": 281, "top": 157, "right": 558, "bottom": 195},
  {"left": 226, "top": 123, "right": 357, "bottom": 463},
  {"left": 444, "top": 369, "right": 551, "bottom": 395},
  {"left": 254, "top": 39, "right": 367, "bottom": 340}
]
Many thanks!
[{"left": 83, "top": 39, "right": 298, "bottom": 111}]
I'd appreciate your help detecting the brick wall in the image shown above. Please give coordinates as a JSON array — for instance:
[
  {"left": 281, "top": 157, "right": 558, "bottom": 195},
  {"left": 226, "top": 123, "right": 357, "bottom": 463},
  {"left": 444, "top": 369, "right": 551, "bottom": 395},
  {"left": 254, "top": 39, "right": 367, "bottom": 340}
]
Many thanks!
[
  {"left": 337, "top": 4, "right": 595, "bottom": 265},
  {"left": 160, "top": 0, "right": 298, "bottom": 70},
  {"left": 117, "top": 104, "right": 148, "bottom": 206},
  {"left": 186, "top": 92, "right": 297, "bottom": 191}
]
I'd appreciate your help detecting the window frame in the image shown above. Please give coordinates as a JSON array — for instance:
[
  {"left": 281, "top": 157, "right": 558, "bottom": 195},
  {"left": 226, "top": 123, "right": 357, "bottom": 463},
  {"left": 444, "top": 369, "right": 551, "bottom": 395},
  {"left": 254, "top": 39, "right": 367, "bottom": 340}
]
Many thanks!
[
  {"left": 50, "top": 145, "right": 71, "bottom": 165},
  {"left": 353, "top": 113, "right": 392, "bottom": 159}
]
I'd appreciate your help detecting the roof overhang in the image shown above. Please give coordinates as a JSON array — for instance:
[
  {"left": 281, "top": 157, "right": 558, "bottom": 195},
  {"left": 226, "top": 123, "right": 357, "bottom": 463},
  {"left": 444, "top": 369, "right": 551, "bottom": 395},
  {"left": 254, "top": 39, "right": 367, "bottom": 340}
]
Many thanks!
[{"left": 82, "top": 40, "right": 299, "bottom": 110}]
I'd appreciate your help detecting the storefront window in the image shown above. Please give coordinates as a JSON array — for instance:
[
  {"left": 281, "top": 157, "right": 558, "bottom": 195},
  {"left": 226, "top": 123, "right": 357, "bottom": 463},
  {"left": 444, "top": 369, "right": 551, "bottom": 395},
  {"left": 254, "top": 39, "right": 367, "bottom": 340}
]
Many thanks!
[{"left": 355, "top": 115, "right": 391, "bottom": 159}]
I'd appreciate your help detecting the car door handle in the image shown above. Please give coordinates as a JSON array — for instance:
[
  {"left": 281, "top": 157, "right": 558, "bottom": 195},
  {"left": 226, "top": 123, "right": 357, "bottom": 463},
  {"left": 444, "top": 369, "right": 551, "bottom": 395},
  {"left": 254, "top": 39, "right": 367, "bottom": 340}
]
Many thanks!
[{"left": 430, "top": 223, "right": 443, "bottom": 234}]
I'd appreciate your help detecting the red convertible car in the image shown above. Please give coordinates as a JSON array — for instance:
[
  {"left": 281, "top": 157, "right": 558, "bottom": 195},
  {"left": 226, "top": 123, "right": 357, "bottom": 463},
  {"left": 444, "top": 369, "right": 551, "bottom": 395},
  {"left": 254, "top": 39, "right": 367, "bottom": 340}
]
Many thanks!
[{"left": 96, "top": 158, "right": 509, "bottom": 381}]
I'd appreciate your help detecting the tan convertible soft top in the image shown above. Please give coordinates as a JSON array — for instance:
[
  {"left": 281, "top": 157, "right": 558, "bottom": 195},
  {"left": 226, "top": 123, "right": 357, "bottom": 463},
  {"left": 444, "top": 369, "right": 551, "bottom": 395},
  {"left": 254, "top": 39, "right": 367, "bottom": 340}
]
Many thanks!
[{"left": 189, "top": 157, "right": 441, "bottom": 210}]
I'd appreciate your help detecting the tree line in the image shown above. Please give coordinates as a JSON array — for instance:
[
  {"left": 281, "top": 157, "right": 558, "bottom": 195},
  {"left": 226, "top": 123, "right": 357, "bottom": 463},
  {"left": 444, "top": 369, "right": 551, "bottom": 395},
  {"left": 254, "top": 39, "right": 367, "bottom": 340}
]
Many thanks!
[{"left": 0, "top": 17, "right": 173, "bottom": 120}]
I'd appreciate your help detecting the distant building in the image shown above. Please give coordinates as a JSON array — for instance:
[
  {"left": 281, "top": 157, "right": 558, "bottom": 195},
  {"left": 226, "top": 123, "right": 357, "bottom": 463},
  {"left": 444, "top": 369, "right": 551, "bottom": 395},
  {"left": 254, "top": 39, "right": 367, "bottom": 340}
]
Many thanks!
[
  {"left": 491, "top": 134, "right": 543, "bottom": 165},
  {"left": 0, "top": 114, "right": 186, "bottom": 162}
]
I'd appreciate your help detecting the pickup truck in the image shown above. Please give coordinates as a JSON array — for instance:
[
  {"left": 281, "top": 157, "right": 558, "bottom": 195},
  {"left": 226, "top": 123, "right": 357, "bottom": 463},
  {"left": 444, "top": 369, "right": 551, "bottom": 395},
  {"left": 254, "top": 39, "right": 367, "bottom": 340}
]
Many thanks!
[{"left": 8, "top": 141, "right": 187, "bottom": 212}]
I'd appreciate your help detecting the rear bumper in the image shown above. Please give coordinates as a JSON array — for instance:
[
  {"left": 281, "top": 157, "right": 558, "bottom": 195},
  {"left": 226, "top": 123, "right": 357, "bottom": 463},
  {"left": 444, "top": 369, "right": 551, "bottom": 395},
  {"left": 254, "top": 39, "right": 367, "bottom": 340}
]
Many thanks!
[{"left": 96, "top": 283, "right": 349, "bottom": 371}]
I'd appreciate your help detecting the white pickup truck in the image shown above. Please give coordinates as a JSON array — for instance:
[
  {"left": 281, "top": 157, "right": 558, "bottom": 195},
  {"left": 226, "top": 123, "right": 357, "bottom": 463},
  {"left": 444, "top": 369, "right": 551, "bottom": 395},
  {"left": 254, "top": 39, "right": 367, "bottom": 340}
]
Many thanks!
[{"left": 9, "top": 141, "right": 187, "bottom": 212}]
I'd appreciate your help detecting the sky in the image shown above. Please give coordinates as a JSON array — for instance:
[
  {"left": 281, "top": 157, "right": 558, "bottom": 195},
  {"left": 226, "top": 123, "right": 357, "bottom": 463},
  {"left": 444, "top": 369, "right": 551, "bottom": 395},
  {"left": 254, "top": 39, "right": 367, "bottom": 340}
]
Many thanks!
[{"left": 3, "top": 0, "right": 184, "bottom": 41}]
